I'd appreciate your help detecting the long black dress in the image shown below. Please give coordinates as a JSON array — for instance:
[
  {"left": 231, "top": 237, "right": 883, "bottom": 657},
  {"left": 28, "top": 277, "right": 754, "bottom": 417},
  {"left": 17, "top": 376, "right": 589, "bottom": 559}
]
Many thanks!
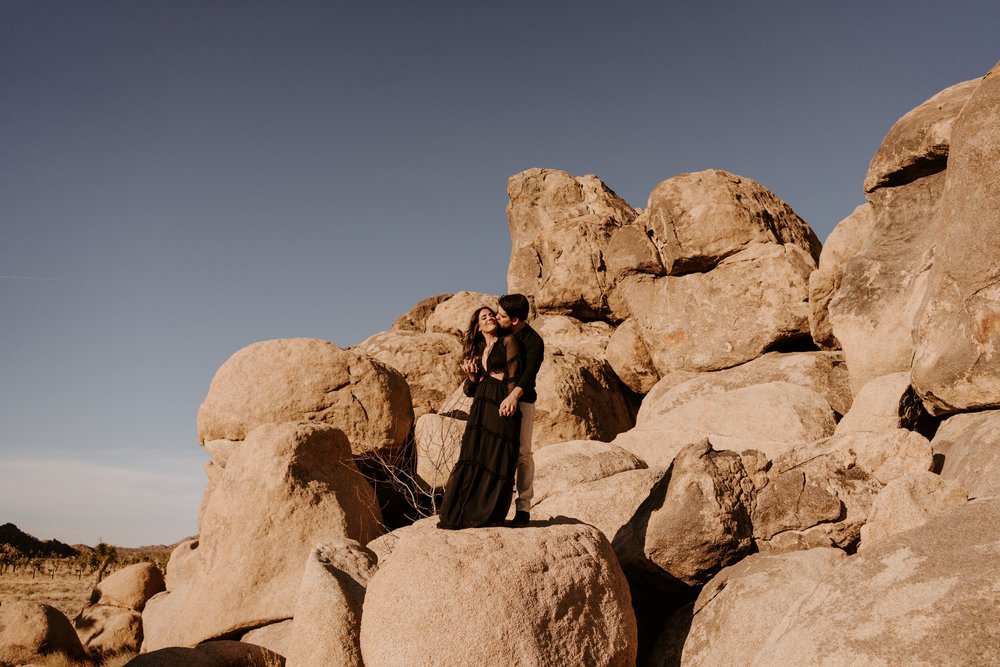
[{"left": 438, "top": 334, "right": 522, "bottom": 529}]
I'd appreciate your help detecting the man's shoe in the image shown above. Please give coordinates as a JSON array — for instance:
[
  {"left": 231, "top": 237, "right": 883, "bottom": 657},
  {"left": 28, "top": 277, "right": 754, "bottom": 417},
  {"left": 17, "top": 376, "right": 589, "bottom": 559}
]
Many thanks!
[{"left": 511, "top": 511, "right": 530, "bottom": 527}]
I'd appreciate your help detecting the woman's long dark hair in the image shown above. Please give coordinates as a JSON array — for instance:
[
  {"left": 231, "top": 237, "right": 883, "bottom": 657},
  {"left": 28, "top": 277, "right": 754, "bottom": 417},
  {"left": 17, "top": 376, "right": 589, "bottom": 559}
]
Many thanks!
[{"left": 463, "top": 306, "right": 495, "bottom": 361}]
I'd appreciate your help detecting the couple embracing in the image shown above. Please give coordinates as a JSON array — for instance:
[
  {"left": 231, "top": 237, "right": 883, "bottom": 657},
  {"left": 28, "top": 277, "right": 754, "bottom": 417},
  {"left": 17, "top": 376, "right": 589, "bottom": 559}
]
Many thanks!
[{"left": 437, "top": 293, "right": 544, "bottom": 530}]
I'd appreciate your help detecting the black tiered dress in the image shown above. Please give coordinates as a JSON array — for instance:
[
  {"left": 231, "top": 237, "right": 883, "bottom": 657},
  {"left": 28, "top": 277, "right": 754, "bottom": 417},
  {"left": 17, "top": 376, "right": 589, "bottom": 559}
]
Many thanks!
[{"left": 438, "top": 335, "right": 522, "bottom": 529}]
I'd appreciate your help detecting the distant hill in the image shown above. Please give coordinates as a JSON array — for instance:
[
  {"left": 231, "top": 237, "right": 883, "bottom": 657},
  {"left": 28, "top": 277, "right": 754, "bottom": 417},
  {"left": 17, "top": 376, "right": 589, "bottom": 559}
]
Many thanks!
[{"left": 0, "top": 523, "right": 79, "bottom": 558}]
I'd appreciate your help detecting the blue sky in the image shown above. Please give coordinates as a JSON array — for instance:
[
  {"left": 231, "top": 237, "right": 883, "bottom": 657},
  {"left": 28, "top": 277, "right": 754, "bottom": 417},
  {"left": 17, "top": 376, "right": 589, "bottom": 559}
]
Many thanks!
[{"left": 2, "top": 1, "right": 998, "bottom": 546}]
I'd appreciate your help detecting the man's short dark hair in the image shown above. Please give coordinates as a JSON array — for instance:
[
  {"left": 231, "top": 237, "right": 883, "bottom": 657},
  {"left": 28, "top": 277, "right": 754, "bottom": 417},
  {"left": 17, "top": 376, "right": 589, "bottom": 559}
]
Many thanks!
[{"left": 498, "top": 293, "right": 530, "bottom": 321}]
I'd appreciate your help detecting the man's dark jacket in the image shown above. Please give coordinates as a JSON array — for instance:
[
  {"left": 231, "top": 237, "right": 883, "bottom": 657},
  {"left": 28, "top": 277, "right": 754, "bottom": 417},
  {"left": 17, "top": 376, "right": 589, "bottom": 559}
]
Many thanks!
[{"left": 513, "top": 323, "right": 544, "bottom": 404}]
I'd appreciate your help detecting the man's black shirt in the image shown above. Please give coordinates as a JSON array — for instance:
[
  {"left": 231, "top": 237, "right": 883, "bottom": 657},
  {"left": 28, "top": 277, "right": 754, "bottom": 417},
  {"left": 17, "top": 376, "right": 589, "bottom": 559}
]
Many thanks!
[{"left": 512, "top": 323, "right": 544, "bottom": 404}]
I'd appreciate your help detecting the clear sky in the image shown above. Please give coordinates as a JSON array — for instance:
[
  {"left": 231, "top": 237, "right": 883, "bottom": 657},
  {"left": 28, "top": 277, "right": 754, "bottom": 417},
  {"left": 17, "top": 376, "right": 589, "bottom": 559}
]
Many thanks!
[{"left": 2, "top": 1, "right": 998, "bottom": 547}]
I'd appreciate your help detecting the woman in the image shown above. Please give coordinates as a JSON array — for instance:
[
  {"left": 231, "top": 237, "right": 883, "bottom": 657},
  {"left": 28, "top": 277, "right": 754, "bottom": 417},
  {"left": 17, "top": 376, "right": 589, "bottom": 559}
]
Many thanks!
[{"left": 438, "top": 306, "right": 522, "bottom": 529}]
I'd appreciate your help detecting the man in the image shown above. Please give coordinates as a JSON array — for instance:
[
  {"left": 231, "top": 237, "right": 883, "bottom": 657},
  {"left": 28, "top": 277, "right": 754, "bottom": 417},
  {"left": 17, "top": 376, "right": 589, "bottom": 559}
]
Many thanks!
[{"left": 496, "top": 293, "right": 544, "bottom": 528}]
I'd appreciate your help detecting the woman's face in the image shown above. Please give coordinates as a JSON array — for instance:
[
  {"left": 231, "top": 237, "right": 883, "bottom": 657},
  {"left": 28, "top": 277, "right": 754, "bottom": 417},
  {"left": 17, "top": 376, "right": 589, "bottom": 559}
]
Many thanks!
[{"left": 477, "top": 308, "right": 497, "bottom": 334}]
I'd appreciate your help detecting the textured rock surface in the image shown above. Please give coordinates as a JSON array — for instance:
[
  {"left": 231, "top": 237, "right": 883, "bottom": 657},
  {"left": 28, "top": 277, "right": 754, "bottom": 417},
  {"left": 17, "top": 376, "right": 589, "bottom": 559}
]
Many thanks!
[
  {"left": 0, "top": 600, "right": 86, "bottom": 666},
  {"left": 285, "top": 540, "right": 377, "bottom": 667},
  {"left": 360, "top": 521, "right": 637, "bottom": 666},
  {"left": 753, "top": 430, "right": 934, "bottom": 552},
  {"left": 930, "top": 410, "right": 1000, "bottom": 498},
  {"left": 634, "top": 169, "right": 820, "bottom": 275},
  {"left": 619, "top": 243, "right": 814, "bottom": 373},
  {"left": 391, "top": 293, "right": 452, "bottom": 332},
  {"left": 531, "top": 440, "right": 646, "bottom": 505},
  {"left": 90, "top": 562, "right": 165, "bottom": 612},
  {"left": 413, "top": 411, "right": 466, "bottom": 490},
  {"left": 605, "top": 317, "right": 660, "bottom": 394},
  {"left": 911, "top": 63, "right": 1000, "bottom": 414},
  {"left": 241, "top": 620, "right": 292, "bottom": 657},
  {"left": 833, "top": 372, "right": 934, "bottom": 437},
  {"left": 637, "top": 351, "right": 851, "bottom": 423},
  {"left": 424, "top": 291, "right": 498, "bottom": 337},
  {"left": 197, "top": 338, "right": 413, "bottom": 456},
  {"left": 356, "top": 330, "right": 464, "bottom": 419},
  {"left": 142, "top": 422, "right": 382, "bottom": 650},
  {"left": 830, "top": 171, "right": 943, "bottom": 395},
  {"left": 615, "top": 382, "right": 836, "bottom": 468},
  {"left": 128, "top": 640, "right": 285, "bottom": 666},
  {"left": 808, "top": 203, "right": 876, "bottom": 349},
  {"left": 859, "top": 471, "right": 968, "bottom": 548},
  {"left": 665, "top": 547, "right": 847, "bottom": 667},
  {"left": 74, "top": 604, "right": 143, "bottom": 655},
  {"left": 533, "top": 314, "right": 614, "bottom": 360},
  {"left": 533, "top": 468, "right": 666, "bottom": 545},
  {"left": 759, "top": 497, "right": 1000, "bottom": 663},
  {"left": 506, "top": 168, "right": 637, "bottom": 318},
  {"left": 865, "top": 79, "right": 980, "bottom": 192}
]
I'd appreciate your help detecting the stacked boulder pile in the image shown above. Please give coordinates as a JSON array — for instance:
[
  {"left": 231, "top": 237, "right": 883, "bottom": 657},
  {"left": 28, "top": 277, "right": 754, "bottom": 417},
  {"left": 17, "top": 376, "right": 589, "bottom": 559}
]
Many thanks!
[{"left": 7, "top": 62, "right": 998, "bottom": 666}]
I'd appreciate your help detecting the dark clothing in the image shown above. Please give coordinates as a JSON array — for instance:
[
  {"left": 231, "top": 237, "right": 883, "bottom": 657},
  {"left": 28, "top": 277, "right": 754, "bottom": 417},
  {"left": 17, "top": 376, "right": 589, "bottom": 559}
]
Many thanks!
[
  {"left": 438, "top": 335, "right": 522, "bottom": 529},
  {"left": 512, "top": 323, "right": 544, "bottom": 404}
]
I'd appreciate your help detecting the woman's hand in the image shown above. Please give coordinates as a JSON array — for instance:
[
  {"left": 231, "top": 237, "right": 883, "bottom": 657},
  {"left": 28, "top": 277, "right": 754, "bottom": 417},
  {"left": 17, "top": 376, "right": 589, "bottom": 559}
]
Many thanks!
[{"left": 461, "top": 357, "right": 478, "bottom": 380}]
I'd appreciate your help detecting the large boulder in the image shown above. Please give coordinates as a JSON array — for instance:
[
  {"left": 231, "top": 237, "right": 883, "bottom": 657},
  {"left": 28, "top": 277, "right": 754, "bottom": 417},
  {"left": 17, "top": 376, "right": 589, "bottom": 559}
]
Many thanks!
[
  {"left": 531, "top": 440, "right": 646, "bottom": 505},
  {"left": 833, "top": 372, "right": 935, "bottom": 437},
  {"left": 506, "top": 168, "right": 638, "bottom": 319},
  {"left": 424, "top": 291, "right": 498, "bottom": 337},
  {"left": 0, "top": 600, "right": 86, "bottom": 666},
  {"left": 391, "top": 293, "right": 452, "bottom": 332},
  {"left": 618, "top": 243, "right": 814, "bottom": 373},
  {"left": 637, "top": 351, "right": 851, "bottom": 423},
  {"left": 360, "top": 521, "right": 637, "bottom": 666},
  {"left": 413, "top": 411, "right": 466, "bottom": 490},
  {"left": 75, "top": 604, "right": 143, "bottom": 655},
  {"left": 90, "top": 562, "right": 165, "bottom": 612},
  {"left": 829, "top": 171, "right": 944, "bottom": 395},
  {"left": 197, "top": 338, "right": 413, "bottom": 456},
  {"left": 911, "top": 64, "right": 1000, "bottom": 413},
  {"left": 808, "top": 203, "right": 876, "bottom": 350},
  {"left": 631, "top": 169, "right": 821, "bottom": 275},
  {"left": 752, "top": 430, "right": 934, "bottom": 552},
  {"left": 614, "top": 441, "right": 756, "bottom": 591},
  {"left": 859, "top": 471, "right": 968, "bottom": 548},
  {"left": 614, "top": 382, "right": 836, "bottom": 468},
  {"left": 355, "top": 330, "right": 464, "bottom": 419},
  {"left": 605, "top": 318, "right": 660, "bottom": 394},
  {"left": 128, "top": 640, "right": 284, "bottom": 666},
  {"left": 241, "top": 620, "right": 292, "bottom": 657},
  {"left": 864, "top": 79, "right": 980, "bottom": 192},
  {"left": 930, "top": 410, "right": 1000, "bottom": 498},
  {"left": 759, "top": 497, "right": 1000, "bottom": 663},
  {"left": 659, "top": 547, "right": 847, "bottom": 667},
  {"left": 285, "top": 540, "right": 377, "bottom": 667},
  {"left": 532, "top": 314, "right": 614, "bottom": 360},
  {"left": 142, "top": 422, "right": 383, "bottom": 649}
]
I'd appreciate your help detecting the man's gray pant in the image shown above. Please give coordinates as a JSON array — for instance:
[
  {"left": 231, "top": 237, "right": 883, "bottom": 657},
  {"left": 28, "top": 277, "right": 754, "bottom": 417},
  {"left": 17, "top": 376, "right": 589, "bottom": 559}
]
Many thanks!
[{"left": 515, "top": 402, "right": 536, "bottom": 512}]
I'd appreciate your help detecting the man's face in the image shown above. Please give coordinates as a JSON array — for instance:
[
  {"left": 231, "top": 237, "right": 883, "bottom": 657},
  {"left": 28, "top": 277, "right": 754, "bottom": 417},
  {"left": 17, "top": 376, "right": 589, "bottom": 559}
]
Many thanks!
[{"left": 496, "top": 306, "right": 513, "bottom": 329}]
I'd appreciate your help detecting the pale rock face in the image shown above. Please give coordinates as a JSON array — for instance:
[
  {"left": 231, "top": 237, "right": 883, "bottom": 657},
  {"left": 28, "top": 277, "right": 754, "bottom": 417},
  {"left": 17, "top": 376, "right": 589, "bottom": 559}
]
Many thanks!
[
  {"left": 240, "top": 620, "right": 293, "bottom": 657},
  {"left": 424, "top": 291, "right": 498, "bottom": 338},
  {"left": 911, "top": 63, "right": 1000, "bottom": 414},
  {"left": 532, "top": 349, "right": 637, "bottom": 446},
  {"left": 759, "top": 497, "right": 1000, "bottom": 663},
  {"left": 614, "top": 382, "right": 836, "bottom": 469},
  {"left": 507, "top": 168, "right": 638, "bottom": 319},
  {"left": 74, "top": 604, "right": 142, "bottom": 655},
  {"left": 635, "top": 169, "right": 821, "bottom": 275},
  {"left": 285, "top": 540, "right": 378, "bottom": 667},
  {"left": 833, "top": 372, "right": 934, "bottom": 436},
  {"left": 619, "top": 243, "right": 814, "bottom": 374},
  {"left": 532, "top": 467, "right": 666, "bottom": 545},
  {"left": 142, "top": 422, "right": 383, "bottom": 650},
  {"left": 532, "top": 314, "right": 614, "bottom": 360},
  {"left": 808, "top": 203, "right": 876, "bottom": 349},
  {"left": 360, "top": 521, "right": 637, "bottom": 667},
  {"left": 605, "top": 224, "right": 663, "bottom": 285},
  {"left": 162, "top": 538, "right": 199, "bottom": 592},
  {"left": 859, "top": 471, "right": 968, "bottom": 548},
  {"left": 355, "top": 330, "right": 464, "bottom": 419},
  {"left": 0, "top": 600, "right": 86, "bottom": 666},
  {"left": 930, "top": 410, "right": 1000, "bottom": 498},
  {"left": 605, "top": 318, "right": 660, "bottom": 394},
  {"left": 391, "top": 293, "right": 452, "bottom": 332},
  {"left": 864, "top": 79, "right": 980, "bottom": 192},
  {"left": 637, "top": 351, "right": 851, "bottom": 424},
  {"left": 197, "top": 338, "right": 413, "bottom": 457},
  {"left": 662, "top": 547, "right": 847, "bottom": 667},
  {"left": 752, "top": 430, "right": 934, "bottom": 552},
  {"left": 829, "top": 171, "right": 943, "bottom": 396},
  {"left": 531, "top": 440, "right": 647, "bottom": 506},
  {"left": 90, "top": 561, "right": 165, "bottom": 612},
  {"left": 413, "top": 412, "right": 466, "bottom": 490},
  {"left": 614, "top": 441, "right": 755, "bottom": 591}
]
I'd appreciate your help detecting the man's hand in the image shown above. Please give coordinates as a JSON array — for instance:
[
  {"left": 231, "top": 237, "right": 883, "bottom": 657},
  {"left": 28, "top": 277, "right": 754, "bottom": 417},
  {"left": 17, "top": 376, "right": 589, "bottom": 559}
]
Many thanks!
[{"left": 499, "top": 388, "right": 521, "bottom": 417}]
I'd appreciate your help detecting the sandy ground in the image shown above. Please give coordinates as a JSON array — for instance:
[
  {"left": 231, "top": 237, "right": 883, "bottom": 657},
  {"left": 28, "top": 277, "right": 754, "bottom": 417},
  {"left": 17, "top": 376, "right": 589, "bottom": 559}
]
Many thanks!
[{"left": 0, "top": 571, "right": 95, "bottom": 618}]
